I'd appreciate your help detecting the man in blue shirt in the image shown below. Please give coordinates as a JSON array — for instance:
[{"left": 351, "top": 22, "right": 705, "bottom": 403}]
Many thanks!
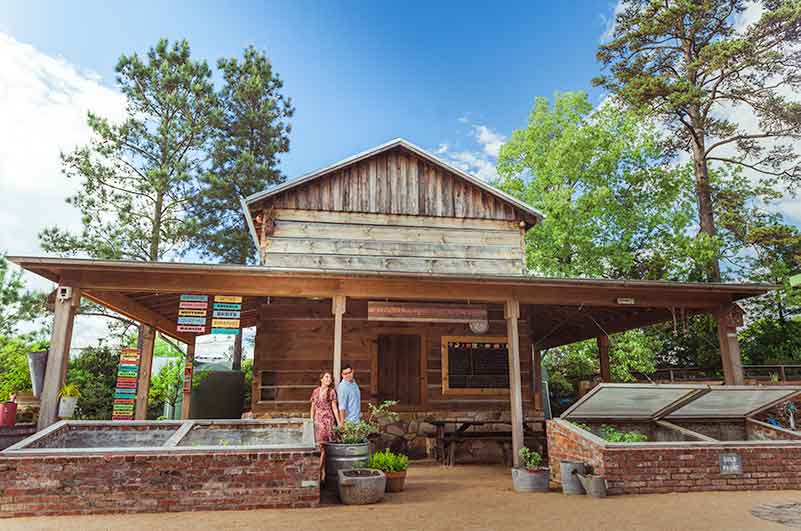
[{"left": 337, "top": 364, "right": 361, "bottom": 423}]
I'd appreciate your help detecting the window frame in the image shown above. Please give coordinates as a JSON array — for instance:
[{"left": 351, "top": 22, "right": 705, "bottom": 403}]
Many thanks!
[{"left": 440, "top": 335, "right": 510, "bottom": 396}]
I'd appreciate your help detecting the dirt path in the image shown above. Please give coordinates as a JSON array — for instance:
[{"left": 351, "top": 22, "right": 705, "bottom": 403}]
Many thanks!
[{"left": 4, "top": 462, "right": 795, "bottom": 530}]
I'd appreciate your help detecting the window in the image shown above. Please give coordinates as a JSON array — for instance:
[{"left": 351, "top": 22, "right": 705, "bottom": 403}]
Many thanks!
[
  {"left": 441, "top": 336, "right": 509, "bottom": 395},
  {"left": 259, "top": 371, "right": 276, "bottom": 401}
]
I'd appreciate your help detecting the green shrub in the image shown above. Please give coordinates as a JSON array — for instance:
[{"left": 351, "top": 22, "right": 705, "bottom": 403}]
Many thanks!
[
  {"left": 369, "top": 449, "right": 409, "bottom": 472},
  {"left": 599, "top": 424, "right": 648, "bottom": 443},
  {"left": 331, "top": 400, "right": 398, "bottom": 444},
  {"left": 519, "top": 447, "right": 545, "bottom": 470}
]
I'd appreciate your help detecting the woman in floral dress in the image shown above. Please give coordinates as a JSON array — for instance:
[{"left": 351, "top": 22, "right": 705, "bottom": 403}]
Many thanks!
[{"left": 310, "top": 372, "right": 341, "bottom": 481}]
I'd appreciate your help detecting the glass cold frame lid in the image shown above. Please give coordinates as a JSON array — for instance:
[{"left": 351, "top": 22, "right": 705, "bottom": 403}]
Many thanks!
[{"left": 560, "top": 383, "right": 801, "bottom": 421}]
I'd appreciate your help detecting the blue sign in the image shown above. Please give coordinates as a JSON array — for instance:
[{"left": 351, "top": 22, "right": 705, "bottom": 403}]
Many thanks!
[{"left": 177, "top": 316, "right": 206, "bottom": 325}]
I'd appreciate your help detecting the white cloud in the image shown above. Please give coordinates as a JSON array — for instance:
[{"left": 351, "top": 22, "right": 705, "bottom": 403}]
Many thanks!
[
  {"left": 434, "top": 120, "right": 507, "bottom": 181},
  {"left": 600, "top": 1, "right": 627, "bottom": 43},
  {"left": 0, "top": 33, "right": 126, "bottom": 345}
]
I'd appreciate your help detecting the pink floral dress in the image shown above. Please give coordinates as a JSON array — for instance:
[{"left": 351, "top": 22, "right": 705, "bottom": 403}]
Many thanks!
[{"left": 311, "top": 387, "right": 337, "bottom": 445}]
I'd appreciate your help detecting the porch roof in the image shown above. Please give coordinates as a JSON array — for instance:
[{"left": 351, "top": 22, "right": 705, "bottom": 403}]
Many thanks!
[{"left": 10, "top": 256, "right": 772, "bottom": 348}]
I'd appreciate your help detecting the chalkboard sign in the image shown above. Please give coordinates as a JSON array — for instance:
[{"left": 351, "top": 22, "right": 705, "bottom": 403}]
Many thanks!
[
  {"left": 446, "top": 341, "right": 509, "bottom": 389},
  {"left": 719, "top": 453, "right": 742, "bottom": 475}
]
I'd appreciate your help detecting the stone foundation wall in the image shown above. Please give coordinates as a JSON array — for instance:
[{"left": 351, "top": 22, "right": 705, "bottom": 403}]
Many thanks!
[{"left": 0, "top": 448, "right": 319, "bottom": 518}]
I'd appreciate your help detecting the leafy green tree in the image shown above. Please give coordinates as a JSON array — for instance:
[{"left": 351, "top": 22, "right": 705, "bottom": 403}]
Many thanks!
[
  {"left": 148, "top": 358, "right": 184, "bottom": 417},
  {"left": 0, "top": 254, "right": 45, "bottom": 336},
  {"left": 66, "top": 345, "right": 120, "bottom": 420},
  {"left": 40, "top": 39, "right": 217, "bottom": 262},
  {"left": 190, "top": 46, "right": 294, "bottom": 266},
  {"left": 0, "top": 336, "right": 48, "bottom": 401},
  {"left": 595, "top": 0, "right": 801, "bottom": 281},
  {"left": 497, "top": 92, "right": 697, "bottom": 280}
]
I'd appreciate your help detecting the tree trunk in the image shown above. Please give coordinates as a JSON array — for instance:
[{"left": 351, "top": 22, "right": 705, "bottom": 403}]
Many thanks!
[
  {"left": 150, "top": 190, "right": 164, "bottom": 262},
  {"left": 690, "top": 138, "right": 722, "bottom": 282},
  {"left": 232, "top": 332, "right": 243, "bottom": 370}
]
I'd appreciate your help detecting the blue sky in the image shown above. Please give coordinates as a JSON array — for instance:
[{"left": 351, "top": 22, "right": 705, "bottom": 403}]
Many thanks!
[{"left": 1, "top": 0, "right": 612, "bottom": 178}]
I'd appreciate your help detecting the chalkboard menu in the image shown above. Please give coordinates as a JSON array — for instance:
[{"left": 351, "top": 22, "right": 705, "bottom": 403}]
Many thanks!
[{"left": 447, "top": 341, "right": 509, "bottom": 389}]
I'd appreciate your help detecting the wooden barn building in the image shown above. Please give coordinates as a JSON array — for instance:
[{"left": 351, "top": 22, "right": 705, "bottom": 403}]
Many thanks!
[{"left": 11, "top": 138, "right": 770, "bottom": 466}]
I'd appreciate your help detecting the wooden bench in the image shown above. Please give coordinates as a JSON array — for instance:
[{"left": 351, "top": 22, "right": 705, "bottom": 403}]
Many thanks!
[{"left": 431, "top": 419, "right": 547, "bottom": 466}]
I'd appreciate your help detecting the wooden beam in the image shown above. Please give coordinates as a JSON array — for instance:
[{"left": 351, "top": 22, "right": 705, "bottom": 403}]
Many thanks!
[
  {"left": 181, "top": 340, "right": 196, "bottom": 419},
  {"left": 715, "top": 305, "right": 745, "bottom": 385},
  {"left": 38, "top": 286, "right": 80, "bottom": 430},
  {"left": 597, "top": 335, "right": 611, "bottom": 382},
  {"left": 82, "top": 289, "right": 192, "bottom": 344},
  {"left": 532, "top": 348, "right": 543, "bottom": 412},
  {"left": 134, "top": 325, "right": 156, "bottom": 420},
  {"left": 504, "top": 299, "right": 524, "bottom": 469},
  {"left": 333, "top": 295, "right": 346, "bottom": 384}
]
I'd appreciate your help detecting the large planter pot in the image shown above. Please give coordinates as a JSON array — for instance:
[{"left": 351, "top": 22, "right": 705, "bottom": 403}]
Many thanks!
[
  {"left": 323, "top": 442, "right": 370, "bottom": 492},
  {"left": 512, "top": 467, "right": 550, "bottom": 493},
  {"left": 0, "top": 402, "right": 17, "bottom": 428},
  {"left": 337, "top": 468, "right": 386, "bottom": 505},
  {"left": 58, "top": 396, "right": 78, "bottom": 419},
  {"left": 384, "top": 470, "right": 407, "bottom": 492}
]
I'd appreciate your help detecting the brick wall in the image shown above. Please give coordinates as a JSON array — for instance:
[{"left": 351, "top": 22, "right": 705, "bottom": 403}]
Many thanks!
[
  {"left": 547, "top": 419, "right": 801, "bottom": 495},
  {"left": 0, "top": 448, "right": 319, "bottom": 518},
  {"left": 546, "top": 420, "right": 605, "bottom": 482}
]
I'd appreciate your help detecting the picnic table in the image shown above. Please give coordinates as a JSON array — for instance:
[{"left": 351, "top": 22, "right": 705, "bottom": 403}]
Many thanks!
[{"left": 430, "top": 418, "right": 546, "bottom": 466}]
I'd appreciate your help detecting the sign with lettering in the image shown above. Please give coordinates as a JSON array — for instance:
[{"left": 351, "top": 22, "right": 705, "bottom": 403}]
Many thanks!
[
  {"left": 179, "top": 301, "right": 209, "bottom": 310},
  {"left": 719, "top": 453, "right": 742, "bottom": 475},
  {"left": 177, "top": 325, "right": 206, "bottom": 333},
  {"left": 179, "top": 309, "right": 207, "bottom": 317},
  {"left": 212, "top": 318, "right": 240, "bottom": 329},
  {"left": 368, "top": 302, "right": 488, "bottom": 323},
  {"left": 212, "top": 328, "right": 240, "bottom": 335},
  {"left": 214, "top": 295, "right": 243, "bottom": 303},
  {"left": 213, "top": 310, "right": 241, "bottom": 319},
  {"left": 213, "top": 302, "right": 241, "bottom": 310},
  {"left": 178, "top": 316, "right": 206, "bottom": 326},
  {"left": 180, "top": 294, "right": 209, "bottom": 302}
]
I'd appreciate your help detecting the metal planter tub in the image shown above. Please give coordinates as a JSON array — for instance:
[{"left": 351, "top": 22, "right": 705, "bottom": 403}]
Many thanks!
[
  {"left": 323, "top": 441, "right": 370, "bottom": 491},
  {"left": 337, "top": 468, "right": 386, "bottom": 505},
  {"left": 512, "top": 467, "right": 550, "bottom": 492}
]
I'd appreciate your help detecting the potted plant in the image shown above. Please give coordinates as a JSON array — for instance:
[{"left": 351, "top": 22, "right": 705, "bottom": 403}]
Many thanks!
[
  {"left": 57, "top": 383, "right": 80, "bottom": 419},
  {"left": 0, "top": 393, "right": 17, "bottom": 428},
  {"left": 369, "top": 448, "right": 409, "bottom": 492},
  {"left": 511, "top": 447, "right": 549, "bottom": 493},
  {"left": 324, "top": 400, "right": 398, "bottom": 492}
]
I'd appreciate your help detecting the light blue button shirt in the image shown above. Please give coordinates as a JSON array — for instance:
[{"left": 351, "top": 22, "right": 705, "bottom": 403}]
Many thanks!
[{"left": 337, "top": 379, "right": 361, "bottom": 422}]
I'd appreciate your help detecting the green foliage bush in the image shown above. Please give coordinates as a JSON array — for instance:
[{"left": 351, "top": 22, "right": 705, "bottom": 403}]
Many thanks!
[
  {"left": 331, "top": 400, "right": 398, "bottom": 444},
  {"left": 519, "top": 447, "right": 545, "bottom": 470},
  {"left": 599, "top": 425, "right": 648, "bottom": 443},
  {"left": 66, "top": 345, "right": 120, "bottom": 419},
  {"left": 0, "top": 336, "right": 46, "bottom": 401},
  {"left": 369, "top": 449, "right": 409, "bottom": 472}
]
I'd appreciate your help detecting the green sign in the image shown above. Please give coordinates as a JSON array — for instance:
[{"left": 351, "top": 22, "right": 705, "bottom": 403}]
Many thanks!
[{"left": 791, "top": 273, "right": 801, "bottom": 288}]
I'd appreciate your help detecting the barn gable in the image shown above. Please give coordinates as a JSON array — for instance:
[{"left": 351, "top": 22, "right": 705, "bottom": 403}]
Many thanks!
[{"left": 242, "top": 138, "right": 543, "bottom": 276}]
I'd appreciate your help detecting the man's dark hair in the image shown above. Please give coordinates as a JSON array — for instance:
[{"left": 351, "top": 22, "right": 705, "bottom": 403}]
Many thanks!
[{"left": 341, "top": 364, "right": 353, "bottom": 375}]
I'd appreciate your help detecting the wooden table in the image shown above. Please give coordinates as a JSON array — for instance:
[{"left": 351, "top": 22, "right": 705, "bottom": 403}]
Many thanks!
[{"left": 430, "top": 418, "right": 545, "bottom": 466}]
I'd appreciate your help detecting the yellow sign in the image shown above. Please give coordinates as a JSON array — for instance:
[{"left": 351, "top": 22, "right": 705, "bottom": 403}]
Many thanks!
[
  {"left": 214, "top": 295, "right": 243, "bottom": 303},
  {"left": 178, "top": 309, "right": 207, "bottom": 317},
  {"left": 212, "top": 318, "right": 240, "bottom": 328}
]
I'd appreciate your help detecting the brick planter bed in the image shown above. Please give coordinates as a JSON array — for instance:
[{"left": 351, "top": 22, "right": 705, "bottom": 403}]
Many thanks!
[
  {"left": 547, "top": 418, "right": 801, "bottom": 495},
  {"left": 0, "top": 419, "right": 319, "bottom": 518}
]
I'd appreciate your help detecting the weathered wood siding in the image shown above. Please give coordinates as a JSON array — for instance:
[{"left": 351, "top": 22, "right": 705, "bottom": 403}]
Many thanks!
[
  {"left": 260, "top": 209, "right": 525, "bottom": 275},
  {"left": 252, "top": 300, "right": 534, "bottom": 416}
]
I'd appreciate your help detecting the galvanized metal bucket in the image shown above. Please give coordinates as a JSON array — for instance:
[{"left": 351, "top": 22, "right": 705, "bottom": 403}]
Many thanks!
[
  {"left": 323, "top": 442, "right": 370, "bottom": 492},
  {"left": 559, "top": 460, "right": 586, "bottom": 495}
]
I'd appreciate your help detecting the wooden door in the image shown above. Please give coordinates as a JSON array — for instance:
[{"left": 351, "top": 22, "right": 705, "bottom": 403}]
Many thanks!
[{"left": 378, "top": 335, "right": 421, "bottom": 405}]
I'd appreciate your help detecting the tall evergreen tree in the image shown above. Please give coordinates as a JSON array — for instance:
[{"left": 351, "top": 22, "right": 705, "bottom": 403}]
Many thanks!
[
  {"left": 595, "top": 0, "right": 801, "bottom": 281},
  {"left": 190, "top": 46, "right": 294, "bottom": 265},
  {"left": 40, "top": 39, "right": 217, "bottom": 262}
]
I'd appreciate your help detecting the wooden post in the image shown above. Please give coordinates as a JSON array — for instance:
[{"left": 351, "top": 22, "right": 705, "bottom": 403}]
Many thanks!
[
  {"left": 134, "top": 325, "right": 156, "bottom": 420},
  {"left": 504, "top": 299, "right": 524, "bottom": 469},
  {"left": 715, "top": 305, "right": 745, "bottom": 385},
  {"left": 232, "top": 332, "right": 243, "bottom": 371},
  {"left": 38, "top": 286, "right": 80, "bottom": 430},
  {"left": 181, "top": 340, "right": 196, "bottom": 419},
  {"left": 532, "top": 348, "right": 543, "bottom": 412},
  {"left": 333, "top": 295, "right": 346, "bottom": 384},
  {"left": 597, "top": 334, "right": 611, "bottom": 382}
]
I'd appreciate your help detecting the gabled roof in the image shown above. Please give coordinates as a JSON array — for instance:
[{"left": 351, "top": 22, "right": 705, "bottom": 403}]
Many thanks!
[{"left": 244, "top": 137, "right": 545, "bottom": 222}]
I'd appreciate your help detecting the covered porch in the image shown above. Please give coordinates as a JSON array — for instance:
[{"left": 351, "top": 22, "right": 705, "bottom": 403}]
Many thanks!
[{"left": 10, "top": 256, "right": 770, "bottom": 467}]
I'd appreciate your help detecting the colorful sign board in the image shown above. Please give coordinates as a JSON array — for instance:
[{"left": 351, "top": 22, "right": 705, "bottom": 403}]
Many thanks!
[
  {"left": 180, "top": 294, "right": 209, "bottom": 302},
  {"left": 211, "top": 318, "right": 240, "bottom": 328},
  {"left": 212, "top": 328, "right": 240, "bottom": 335},
  {"left": 177, "top": 325, "right": 206, "bottom": 333},
  {"left": 213, "top": 310, "right": 241, "bottom": 319},
  {"left": 213, "top": 302, "right": 241, "bottom": 310},
  {"left": 214, "top": 295, "right": 242, "bottom": 303},
  {"left": 179, "top": 309, "right": 207, "bottom": 317},
  {"left": 178, "top": 316, "right": 206, "bottom": 326},
  {"left": 179, "top": 301, "right": 209, "bottom": 310},
  {"left": 175, "top": 294, "right": 243, "bottom": 335},
  {"left": 112, "top": 347, "right": 140, "bottom": 421}
]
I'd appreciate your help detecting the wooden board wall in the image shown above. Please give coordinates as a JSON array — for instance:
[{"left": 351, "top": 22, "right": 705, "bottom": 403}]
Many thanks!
[
  {"left": 252, "top": 147, "right": 530, "bottom": 222},
  {"left": 260, "top": 209, "right": 526, "bottom": 276},
  {"left": 252, "top": 300, "right": 534, "bottom": 416}
]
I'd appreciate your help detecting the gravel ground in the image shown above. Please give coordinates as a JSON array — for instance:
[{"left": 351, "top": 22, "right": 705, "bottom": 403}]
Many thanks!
[{"left": 3, "top": 461, "right": 795, "bottom": 531}]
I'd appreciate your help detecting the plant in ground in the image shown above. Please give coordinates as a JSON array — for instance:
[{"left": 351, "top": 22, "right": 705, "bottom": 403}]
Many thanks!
[
  {"left": 599, "top": 424, "right": 648, "bottom": 443},
  {"left": 331, "top": 400, "right": 399, "bottom": 444},
  {"left": 369, "top": 449, "right": 409, "bottom": 472},
  {"left": 519, "top": 447, "right": 546, "bottom": 471}
]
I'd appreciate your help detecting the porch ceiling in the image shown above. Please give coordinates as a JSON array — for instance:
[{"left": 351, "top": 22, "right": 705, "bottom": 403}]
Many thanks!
[{"left": 11, "top": 256, "right": 773, "bottom": 348}]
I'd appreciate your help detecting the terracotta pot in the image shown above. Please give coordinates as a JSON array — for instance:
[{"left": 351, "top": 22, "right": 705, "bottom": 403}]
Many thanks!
[{"left": 384, "top": 469, "right": 407, "bottom": 492}]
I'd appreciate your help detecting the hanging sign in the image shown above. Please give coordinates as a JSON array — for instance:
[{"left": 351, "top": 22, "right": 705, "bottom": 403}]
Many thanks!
[
  {"left": 368, "top": 302, "right": 488, "bottom": 323},
  {"left": 112, "top": 347, "right": 140, "bottom": 421},
  {"left": 179, "top": 301, "right": 209, "bottom": 310},
  {"left": 177, "top": 325, "right": 206, "bottom": 333},
  {"left": 178, "top": 316, "right": 206, "bottom": 326},
  {"left": 180, "top": 294, "right": 209, "bottom": 302},
  {"left": 213, "top": 309, "right": 241, "bottom": 319},
  {"left": 212, "top": 318, "right": 240, "bottom": 328},
  {"left": 212, "top": 328, "right": 240, "bottom": 335},
  {"left": 179, "top": 309, "right": 207, "bottom": 317},
  {"left": 214, "top": 302, "right": 241, "bottom": 311},
  {"left": 214, "top": 295, "right": 242, "bottom": 303}
]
